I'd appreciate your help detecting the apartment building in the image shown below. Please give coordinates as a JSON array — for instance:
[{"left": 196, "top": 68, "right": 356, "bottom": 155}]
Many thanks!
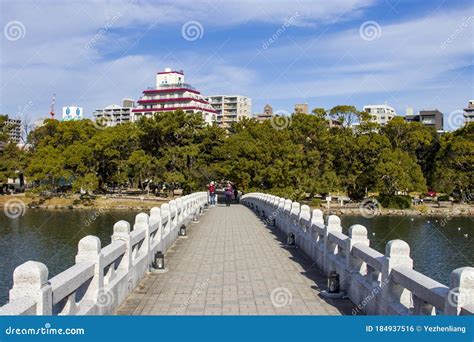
[{"left": 205, "top": 95, "right": 251, "bottom": 128}]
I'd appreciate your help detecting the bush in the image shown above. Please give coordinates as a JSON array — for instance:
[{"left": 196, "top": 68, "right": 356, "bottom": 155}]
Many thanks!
[
  {"left": 377, "top": 194, "right": 411, "bottom": 209},
  {"left": 310, "top": 198, "right": 322, "bottom": 207},
  {"left": 415, "top": 204, "right": 429, "bottom": 214}
]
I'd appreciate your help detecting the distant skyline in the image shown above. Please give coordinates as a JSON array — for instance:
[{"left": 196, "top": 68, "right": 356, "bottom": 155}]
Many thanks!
[{"left": 1, "top": 0, "right": 473, "bottom": 130}]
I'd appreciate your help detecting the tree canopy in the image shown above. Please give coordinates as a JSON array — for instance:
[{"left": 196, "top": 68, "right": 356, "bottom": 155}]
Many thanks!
[{"left": 1, "top": 108, "right": 472, "bottom": 199}]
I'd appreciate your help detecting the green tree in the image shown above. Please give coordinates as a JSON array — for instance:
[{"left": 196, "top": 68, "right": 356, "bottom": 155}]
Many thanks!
[{"left": 375, "top": 148, "right": 426, "bottom": 195}]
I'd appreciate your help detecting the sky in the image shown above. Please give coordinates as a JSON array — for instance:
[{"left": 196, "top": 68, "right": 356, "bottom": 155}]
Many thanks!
[{"left": 0, "top": 0, "right": 473, "bottom": 130}]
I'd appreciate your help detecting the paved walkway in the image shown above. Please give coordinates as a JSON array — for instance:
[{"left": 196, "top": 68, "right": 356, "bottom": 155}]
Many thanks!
[{"left": 116, "top": 204, "right": 354, "bottom": 315}]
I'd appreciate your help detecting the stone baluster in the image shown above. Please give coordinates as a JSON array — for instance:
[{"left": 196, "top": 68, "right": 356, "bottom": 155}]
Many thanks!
[
  {"left": 299, "top": 205, "right": 311, "bottom": 228},
  {"left": 276, "top": 198, "right": 285, "bottom": 229},
  {"left": 134, "top": 213, "right": 150, "bottom": 266},
  {"left": 290, "top": 202, "right": 301, "bottom": 231},
  {"left": 283, "top": 199, "right": 292, "bottom": 234},
  {"left": 346, "top": 224, "right": 369, "bottom": 273},
  {"left": 324, "top": 215, "right": 342, "bottom": 274},
  {"left": 75, "top": 236, "right": 103, "bottom": 310},
  {"left": 112, "top": 220, "right": 132, "bottom": 275},
  {"left": 299, "top": 204, "right": 311, "bottom": 254},
  {"left": 380, "top": 239, "right": 413, "bottom": 315},
  {"left": 149, "top": 207, "right": 162, "bottom": 254},
  {"left": 161, "top": 203, "right": 171, "bottom": 251},
  {"left": 9, "top": 261, "right": 52, "bottom": 315},
  {"left": 444, "top": 267, "right": 474, "bottom": 315}
]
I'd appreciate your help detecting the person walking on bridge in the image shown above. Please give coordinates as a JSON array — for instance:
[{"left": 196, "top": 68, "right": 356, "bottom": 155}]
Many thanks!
[
  {"left": 208, "top": 181, "right": 216, "bottom": 206},
  {"left": 224, "top": 182, "right": 233, "bottom": 207}
]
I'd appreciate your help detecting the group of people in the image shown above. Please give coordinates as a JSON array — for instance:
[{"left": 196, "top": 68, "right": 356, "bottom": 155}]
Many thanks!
[{"left": 207, "top": 181, "right": 239, "bottom": 207}]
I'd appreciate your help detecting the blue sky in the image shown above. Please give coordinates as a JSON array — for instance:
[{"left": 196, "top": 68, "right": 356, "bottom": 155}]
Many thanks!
[{"left": 1, "top": 0, "right": 473, "bottom": 130}]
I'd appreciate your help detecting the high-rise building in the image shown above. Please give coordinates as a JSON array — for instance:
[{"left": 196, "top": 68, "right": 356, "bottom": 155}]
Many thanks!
[
  {"left": 132, "top": 68, "right": 217, "bottom": 125},
  {"left": 419, "top": 109, "right": 444, "bottom": 131},
  {"left": 205, "top": 95, "right": 251, "bottom": 128},
  {"left": 363, "top": 104, "right": 396, "bottom": 126},
  {"left": 0, "top": 116, "right": 21, "bottom": 144},
  {"left": 294, "top": 103, "right": 308, "bottom": 114},
  {"left": 404, "top": 109, "right": 444, "bottom": 131},
  {"left": 464, "top": 100, "right": 474, "bottom": 123},
  {"left": 62, "top": 106, "right": 83, "bottom": 121},
  {"left": 93, "top": 99, "right": 135, "bottom": 127}
]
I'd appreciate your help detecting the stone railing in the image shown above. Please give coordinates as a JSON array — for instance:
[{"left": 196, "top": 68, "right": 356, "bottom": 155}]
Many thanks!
[
  {"left": 0, "top": 192, "right": 208, "bottom": 316},
  {"left": 241, "top": 193, "right": 474, "bottom": 316}
]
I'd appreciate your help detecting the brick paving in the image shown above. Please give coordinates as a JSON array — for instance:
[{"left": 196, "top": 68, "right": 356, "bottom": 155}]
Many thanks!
[{"left": 116, "top": 204, "right": 354, "bottom": 315}]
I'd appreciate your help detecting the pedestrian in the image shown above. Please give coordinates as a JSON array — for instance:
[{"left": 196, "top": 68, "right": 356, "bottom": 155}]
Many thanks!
[
  {"left": 208, "top": 181, "right": 216, "bottom": 206},
  {"left": 224, "top": 182, "right": 233, "bottom": 207},
  {"left": 233, "top": 183, "right": 239, "bottom": 203}
]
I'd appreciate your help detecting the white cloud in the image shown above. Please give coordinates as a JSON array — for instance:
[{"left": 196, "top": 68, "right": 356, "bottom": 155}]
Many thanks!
[{"left": 0, "top": 0, "right": 472, "bottom": 132}]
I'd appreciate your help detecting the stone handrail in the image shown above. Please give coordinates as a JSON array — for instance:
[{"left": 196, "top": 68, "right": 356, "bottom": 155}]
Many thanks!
[
  {"left": 0, "top": 192, "right": 208, "bottom": 316},
  {"left": 241, "top": 192, "right": 473, "bottom": 316}
]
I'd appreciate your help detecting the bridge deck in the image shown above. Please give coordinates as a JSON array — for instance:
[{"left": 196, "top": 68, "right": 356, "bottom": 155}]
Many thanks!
[{"left": 116, "top": 204, "right": 354, "bottom": 315}]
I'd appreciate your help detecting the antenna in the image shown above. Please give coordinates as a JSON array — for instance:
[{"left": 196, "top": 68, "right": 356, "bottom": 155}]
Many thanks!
[{"left": 50, "top": 94, "right": 56, "bottom": 119}]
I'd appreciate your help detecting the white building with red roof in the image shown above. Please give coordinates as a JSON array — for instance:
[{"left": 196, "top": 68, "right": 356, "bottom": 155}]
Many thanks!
[{"left": 132, "top": 68, "right": 217, "bottom": 124}]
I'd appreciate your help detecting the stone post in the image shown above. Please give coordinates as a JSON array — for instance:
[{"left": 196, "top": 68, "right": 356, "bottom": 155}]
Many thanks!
[
  {"left": 346, "top": 224, "right": 370, "bottom": 273},
  {"left": 175, "top": 198, "right": 183, "bottom": 227},
  {"left": 311, "top": 209, "right": 324, "bottom": 226},
  {"left": 134, "top": 213, "right": 150, "bottom": 266},
  {"left": 9, "top": 261, "right": 52, "bottom": 315},
  {"left": 324, "top": 215, "right": 342, "bottom": 274},
  {"left": 290, "top": 202, "right": 301, "bottom": 232},
  {"left": 444, "top": 267, "right": 474, "bottom": 315},
  {"left": 299, "top": 205, "right": 311, "bottom": 231},
  {"left": 149, "top": 207, "right": 162, "bottom": 252},
  {"left": 299, "top": 204, "right": 311, "bottom": 254},
  {"left": 161, "top": 203, "right": 171, "bottom": 251},
  {"left": 169, "top": 200, "right": 178, "bottom": 238},
  {"left": 283, "top": 199, "right": 292, "bottom": 234},
  {"left": 75, "top": 235, "right": 103, "bottom": 306},
  {"left": 309, "top": 209, "right": 324, "bottom": 262},
  {"left": 112, "top": 220, "right": 132, "bottom": 273},
  {"left": 380, "top": 239, "right": 413, "bottom": 315}
]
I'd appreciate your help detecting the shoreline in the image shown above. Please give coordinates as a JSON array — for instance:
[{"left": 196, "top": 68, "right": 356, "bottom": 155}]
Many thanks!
[
  {"left": 321, "top": 206, "right": 473, "bottom": 217},
  {"left": 1, "top": 195, "right": 473, "bottom": 216}
]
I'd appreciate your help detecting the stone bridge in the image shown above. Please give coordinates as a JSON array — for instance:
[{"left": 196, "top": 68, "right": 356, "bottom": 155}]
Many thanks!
[{"left": 0, "top": 192, "right": 472, "bottom": 316}]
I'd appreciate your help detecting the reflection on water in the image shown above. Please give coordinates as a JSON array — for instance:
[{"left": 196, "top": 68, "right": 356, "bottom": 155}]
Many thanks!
[{"left": 0, "top": 210, "right": 472, "bottom": 305}]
